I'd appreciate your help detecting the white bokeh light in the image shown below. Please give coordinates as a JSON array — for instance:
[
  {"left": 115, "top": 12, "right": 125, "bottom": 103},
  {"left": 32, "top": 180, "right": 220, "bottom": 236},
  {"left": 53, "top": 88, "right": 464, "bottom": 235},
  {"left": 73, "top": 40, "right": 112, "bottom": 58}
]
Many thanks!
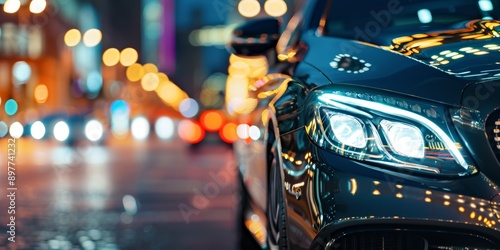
[
  {"left": 85, "top": 120, "right": 104, "bottom": 142},
  {"left": 179, "top": 98, "right": 199, "bottom": 118},
  {"left": 30, "top": 121, "right": 46, "bottom": 140},
  {"left": 131, "top": 116, "right": 150, "bottom": 140},
  {"left": 54, "top": 121, "right": 70, "bottom": 142},
  {"left": 13, "top": 61, "right": 31, "bottom": 83},
  {"left": 9, "top": 122, "right": 23, "bottom": 139},
  {"left": 155, "top": 117, "right": 175, "bottom": 140},
  {"left": 249, "top": 125, "right": 261, "bottom": 140},
  {"left": 237, "top": 124, "right": 250, "bottom": 139}
]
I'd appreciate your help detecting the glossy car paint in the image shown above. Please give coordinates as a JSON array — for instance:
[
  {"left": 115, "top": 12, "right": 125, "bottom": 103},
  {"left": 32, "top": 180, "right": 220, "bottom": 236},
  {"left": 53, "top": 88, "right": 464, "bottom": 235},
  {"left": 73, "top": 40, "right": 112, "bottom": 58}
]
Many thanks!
[{"left": 233, "top": 0, "right": 500, "bottom": 249}]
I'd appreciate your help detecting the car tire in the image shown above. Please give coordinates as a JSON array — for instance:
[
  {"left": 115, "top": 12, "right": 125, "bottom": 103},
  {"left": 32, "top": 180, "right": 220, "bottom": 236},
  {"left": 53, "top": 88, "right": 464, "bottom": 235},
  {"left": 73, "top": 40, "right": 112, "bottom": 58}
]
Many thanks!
[{"left": 267, "top": 131, "right": 288, "bottom": 250}]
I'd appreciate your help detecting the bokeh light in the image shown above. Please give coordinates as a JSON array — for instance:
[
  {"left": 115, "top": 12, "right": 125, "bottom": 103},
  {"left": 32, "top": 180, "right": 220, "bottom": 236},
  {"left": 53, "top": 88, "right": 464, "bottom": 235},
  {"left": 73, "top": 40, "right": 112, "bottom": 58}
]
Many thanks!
[
  {"left": 249, "top": 125, "right": 261, "bottom": 140},
  {"left": 200, "top": 110, "right": 225, "bottom": 132},
  {"left": 85, "top": 120, "right": 104, "bottom": 142},
  {"left": 238, "top": 0, "right": 261, "bottom": 18},
  {"left": 13, "top": 61, "right": 31, "bottom": 83},
  {"left": 86, "top": 71, "right": 103, "bottom": 96},
  {"left": 264, "top": 0, "right": 287, "bottom": 17},
  {"left": 126, "top": 63, "right": 144, "bottom": 82},
  {"left": 157, "top": 73, "right": 169, "bottom": 83},
  {"left": 30, "top": 121, "right": 46, "bottom": 140},
  {"left": 220, "top": 122, "right": 238, "bottom": 143},
  {"left": 178, "top": 120, "right": 205, "bottom": 144},
  {"left": 237, "top": 124, "right": 250, "bottom": 139},
  {"left": 34, "top": 84, "right": 49, "bottom": 104},
  {"left": 0, "top": 122, "right": 8, "bottom": 138},
  {"left": 64, "top": 29, "right": 81, "bottom": 47},
  {"left": 54, "top": 121, "right": 70, "bottom": 142},
  {"left": 179, "top": 98, "right": 199, "bottom": 118},
  {"left": 155, "top": 117, "right": 175, "bottom": 140},
  {"left": 29, "top": 0, "right": 47, "bottom": 14},
  {"left": 157, "top": 83, "right": 186, "bottom": 109},
  {"left": 110, "top": 100, "right": 130, "bottom": 137},
  {"left": 143, "top": 63, "right": 158, "bottom": 74},
  {"left": 9, "top": 122, "right": 23, "bottom": 139},
  {"left": 141, "top": 73, "right": 160, "bottom": 92},
  {"left": 5, "top": 99, "right": 18, "bottom": 116},
  {"left": 83, "top": 29, "right": 102, "bottom": 47},
  {"left": 4, "top": 0, "right": 21, "bottom": 14},
  {"left": 120, "top": 48, "right": 139, "bottom": 66},
  {"left": 103, "top": 48, "right": 121, "bottom": 66},
  {"left": 131, "top": 116, "right": 150, "bottom": 140}
]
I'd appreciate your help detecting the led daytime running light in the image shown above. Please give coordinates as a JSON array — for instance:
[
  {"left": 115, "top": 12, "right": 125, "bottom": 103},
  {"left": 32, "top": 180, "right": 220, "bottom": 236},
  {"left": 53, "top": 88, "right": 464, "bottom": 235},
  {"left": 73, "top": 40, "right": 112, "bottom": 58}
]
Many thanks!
[{"left": 318, "top": 93, "right": 469, "bottom": 170}]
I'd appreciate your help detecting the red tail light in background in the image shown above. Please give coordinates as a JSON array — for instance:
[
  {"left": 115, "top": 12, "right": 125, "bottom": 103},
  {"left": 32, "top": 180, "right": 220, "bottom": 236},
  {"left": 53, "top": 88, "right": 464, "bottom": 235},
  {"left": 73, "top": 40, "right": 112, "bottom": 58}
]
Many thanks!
[
  {"left": 200, "top": 110, "right": 225, "bottom": 132},
  {"left": 220, "top": 122, "right": 238, "bottom": 144},
  {"left": 178, "top": 120, "right": 205, "bottom": 144}
]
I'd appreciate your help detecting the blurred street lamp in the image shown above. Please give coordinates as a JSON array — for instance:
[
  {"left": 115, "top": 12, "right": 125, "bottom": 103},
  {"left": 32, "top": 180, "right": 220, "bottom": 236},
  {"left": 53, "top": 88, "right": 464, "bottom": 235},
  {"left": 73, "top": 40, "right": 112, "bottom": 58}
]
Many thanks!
[
  {"left": 238, "top": 0, "right": 260, "bottom": 18},
  {"left": 3, "top": 0, "right": 47, "bottom": 14},
  {"left": 3, "top": 0, "right": 21, "bottom": 14},
  {"left": 64, "top": 29, "right": 82, "bottom": 47},
  {"left": 64, "top": 28, "right": 102, "bottom": 47},
  {"left": 83, "top": 28, "right": 102, "bottom": 47},
  {"left": 264, "top": 0, "right": 287, "bottom": 17},
  {"left": 126, "top": 63, "right": 144, "bottom": 82},
  {"left": 102, "top": 48, "right": 121, "bottom": 66},
  {"left": 141, "top": 72, "right": 159, "bottom": 91},
  {"left": 120, "top": 48, "right": 139, "bottom": 66},
  {"left": 29, "top": 0, "right": 46, "bottom": 14}
]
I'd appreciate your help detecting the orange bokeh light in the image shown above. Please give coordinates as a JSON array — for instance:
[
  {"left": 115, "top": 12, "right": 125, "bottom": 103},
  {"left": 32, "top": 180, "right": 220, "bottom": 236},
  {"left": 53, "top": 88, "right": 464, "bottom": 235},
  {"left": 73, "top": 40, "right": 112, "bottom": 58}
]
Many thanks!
[
  {"left": 34, "top": 84, "right": 49, "bottom": 103},
  {"left": 200, "top": 110, "right": 225, "bottom": 132},
  {"left": 220, "top": 122, "right": 238, "bottom": 143},
  {"left": 178, "top": 120, "right": 205, "bottom": 144}
]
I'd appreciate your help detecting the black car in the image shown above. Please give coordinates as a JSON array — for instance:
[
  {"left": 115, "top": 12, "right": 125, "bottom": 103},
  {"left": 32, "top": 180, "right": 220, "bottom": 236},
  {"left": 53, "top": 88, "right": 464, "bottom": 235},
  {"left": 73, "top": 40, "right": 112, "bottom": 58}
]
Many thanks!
[{"left": 229, "top": 0, "right": 500, "bottom": 249}]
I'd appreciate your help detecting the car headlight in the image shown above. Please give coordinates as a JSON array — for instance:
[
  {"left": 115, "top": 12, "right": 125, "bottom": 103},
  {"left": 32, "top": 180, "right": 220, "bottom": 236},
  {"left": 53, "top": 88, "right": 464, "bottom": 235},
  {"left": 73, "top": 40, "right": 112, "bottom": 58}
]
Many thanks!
[{"left": 306, "top": 88, "right": 476, "bottom": 176}]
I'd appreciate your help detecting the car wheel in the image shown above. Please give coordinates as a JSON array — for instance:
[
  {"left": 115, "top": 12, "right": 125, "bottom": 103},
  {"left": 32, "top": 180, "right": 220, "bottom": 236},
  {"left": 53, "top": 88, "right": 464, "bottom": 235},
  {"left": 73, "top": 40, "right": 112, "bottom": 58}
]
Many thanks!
[{"left": 266, "top": 132, "right": 288, "bottom": 250}]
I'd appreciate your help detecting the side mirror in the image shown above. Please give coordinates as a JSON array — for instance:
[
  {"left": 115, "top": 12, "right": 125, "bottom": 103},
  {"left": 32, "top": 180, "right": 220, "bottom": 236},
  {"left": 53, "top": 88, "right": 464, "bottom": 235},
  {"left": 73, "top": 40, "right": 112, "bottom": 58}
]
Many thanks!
[{"left": 228, "top": 18, "right": 281, "bottom": 56}]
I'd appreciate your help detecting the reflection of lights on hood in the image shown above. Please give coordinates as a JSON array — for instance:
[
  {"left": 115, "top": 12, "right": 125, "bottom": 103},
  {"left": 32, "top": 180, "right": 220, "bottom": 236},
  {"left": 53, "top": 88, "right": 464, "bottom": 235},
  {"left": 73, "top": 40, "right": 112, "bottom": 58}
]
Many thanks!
[
  {"left": 479, "top": 0, "right": 494, "bottom": 11},
  {"left": 494, "top": 118, "right": 500, "bottom": 151},
  {"left": 349, "top": 178, "right": 357, "bottom": 195},
  {"left": 329, "top": 54, "right": 371, "bottom": 74},
  {"left": 417, "top": 9, "right": 432, "bottom": 24}
]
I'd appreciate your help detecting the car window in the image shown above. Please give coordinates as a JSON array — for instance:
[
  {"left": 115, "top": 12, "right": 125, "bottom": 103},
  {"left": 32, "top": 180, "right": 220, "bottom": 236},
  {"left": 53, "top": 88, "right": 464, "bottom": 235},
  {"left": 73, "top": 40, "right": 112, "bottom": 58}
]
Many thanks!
[{"left": 324, "top": 0, "right": 500, "bottom": 43}]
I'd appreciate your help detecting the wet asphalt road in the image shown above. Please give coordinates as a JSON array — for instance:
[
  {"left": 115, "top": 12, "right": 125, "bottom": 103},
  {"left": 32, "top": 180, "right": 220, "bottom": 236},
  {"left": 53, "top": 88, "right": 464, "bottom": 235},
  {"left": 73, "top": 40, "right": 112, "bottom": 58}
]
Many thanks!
[{"left": 0, "top": 137, "right": 238, "bottom": 249}]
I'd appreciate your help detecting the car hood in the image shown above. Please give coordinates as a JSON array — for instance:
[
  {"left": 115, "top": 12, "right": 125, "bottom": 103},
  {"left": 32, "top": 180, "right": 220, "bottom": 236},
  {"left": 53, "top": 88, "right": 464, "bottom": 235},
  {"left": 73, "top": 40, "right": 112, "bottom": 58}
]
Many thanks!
[{"left": 302, "top": 20, "right": 500, "bottom": 106}]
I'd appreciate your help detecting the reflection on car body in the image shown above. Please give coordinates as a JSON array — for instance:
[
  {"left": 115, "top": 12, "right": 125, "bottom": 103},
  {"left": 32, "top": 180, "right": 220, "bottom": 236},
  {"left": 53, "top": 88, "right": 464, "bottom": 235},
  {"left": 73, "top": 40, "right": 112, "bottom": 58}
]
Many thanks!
[{"left": 230, "top": 0, "right": 500, "bottom": 249}]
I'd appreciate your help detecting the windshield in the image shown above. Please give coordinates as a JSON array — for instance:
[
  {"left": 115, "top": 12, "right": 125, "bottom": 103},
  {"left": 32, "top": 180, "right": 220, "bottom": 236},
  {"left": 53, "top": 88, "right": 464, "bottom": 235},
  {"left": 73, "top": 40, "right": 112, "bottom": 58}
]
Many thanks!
[{"left": 324, "top": 0, "right": 500, "bottom": 43}]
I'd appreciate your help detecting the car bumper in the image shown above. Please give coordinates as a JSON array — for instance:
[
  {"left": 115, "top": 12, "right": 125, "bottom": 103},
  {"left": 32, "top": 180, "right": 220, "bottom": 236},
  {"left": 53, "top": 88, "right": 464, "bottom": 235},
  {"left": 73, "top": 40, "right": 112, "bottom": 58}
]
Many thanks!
[{"left": 303, "top": 145, "right": 500, "bottom": 249}]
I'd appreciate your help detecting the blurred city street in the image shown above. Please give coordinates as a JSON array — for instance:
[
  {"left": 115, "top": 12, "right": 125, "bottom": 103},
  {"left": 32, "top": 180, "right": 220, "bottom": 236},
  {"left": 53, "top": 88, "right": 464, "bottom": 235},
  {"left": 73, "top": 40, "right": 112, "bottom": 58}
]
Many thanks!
[
  {"left": 0, "top": 0, "right": 298, "bottom": 248},
  {"left": 0, "top": 137, "right": 238, "bottom": 249}
]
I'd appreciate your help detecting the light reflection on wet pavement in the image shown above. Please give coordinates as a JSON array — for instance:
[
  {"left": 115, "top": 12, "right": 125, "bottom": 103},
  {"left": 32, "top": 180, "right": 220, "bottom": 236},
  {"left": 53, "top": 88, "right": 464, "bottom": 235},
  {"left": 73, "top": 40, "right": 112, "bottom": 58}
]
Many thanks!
[{"left": 0, "top": 138, "right": 237, "bottom": 249}]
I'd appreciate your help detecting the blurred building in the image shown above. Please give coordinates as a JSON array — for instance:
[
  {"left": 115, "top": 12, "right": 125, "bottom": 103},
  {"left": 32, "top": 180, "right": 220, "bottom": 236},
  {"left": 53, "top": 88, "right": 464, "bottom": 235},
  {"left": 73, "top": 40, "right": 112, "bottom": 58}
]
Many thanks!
[{"left": 0, "top": 0, "right": 75, "bottom": 119}]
